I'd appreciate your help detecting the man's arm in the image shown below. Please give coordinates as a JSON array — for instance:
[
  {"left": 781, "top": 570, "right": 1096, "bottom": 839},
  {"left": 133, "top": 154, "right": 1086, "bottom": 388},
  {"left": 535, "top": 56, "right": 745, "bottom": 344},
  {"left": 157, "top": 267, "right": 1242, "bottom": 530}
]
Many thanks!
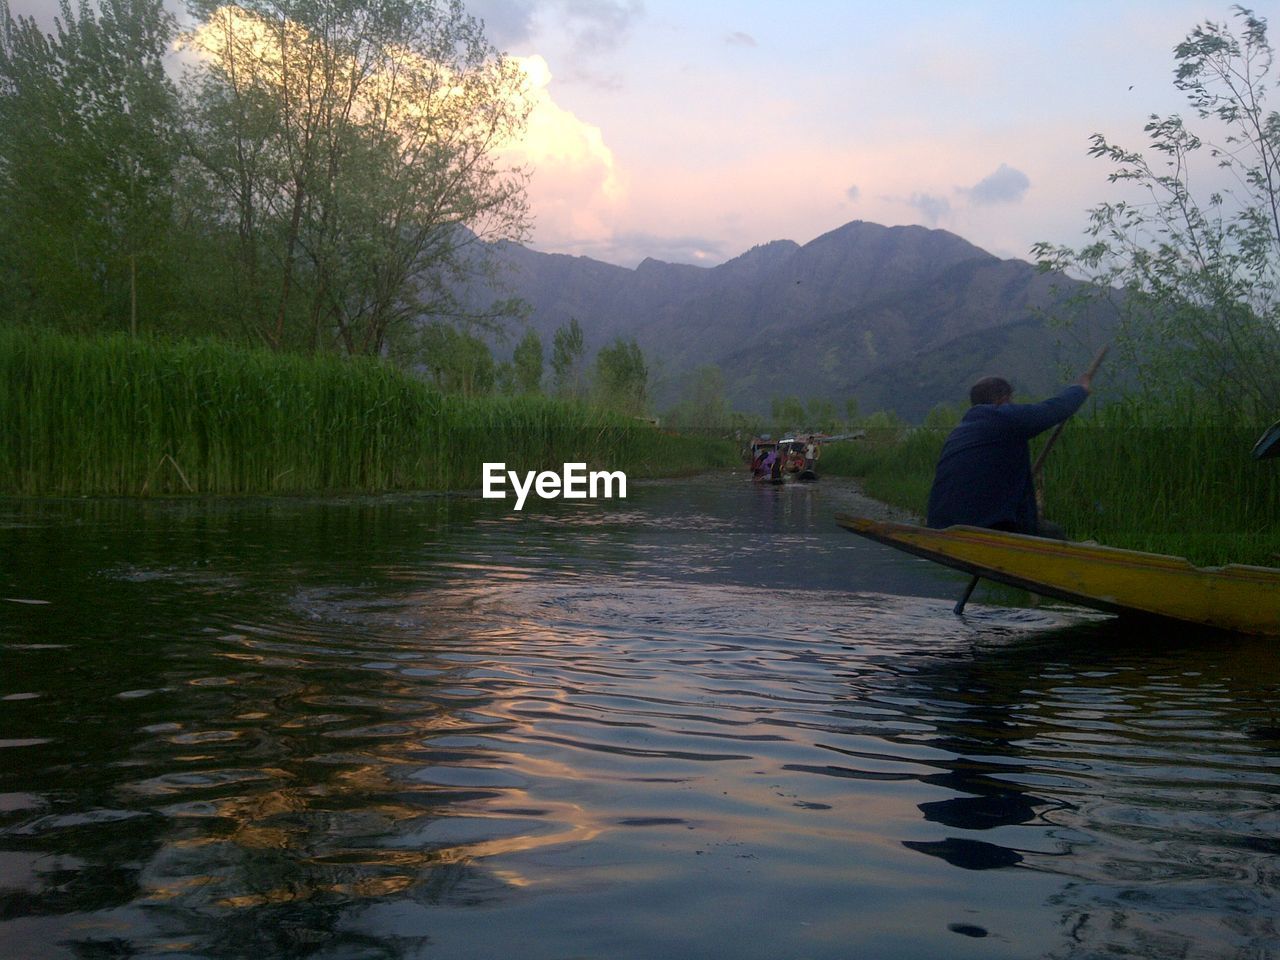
[{"left": 1001, "top": 385, "right": 1090, "bottom": 438}]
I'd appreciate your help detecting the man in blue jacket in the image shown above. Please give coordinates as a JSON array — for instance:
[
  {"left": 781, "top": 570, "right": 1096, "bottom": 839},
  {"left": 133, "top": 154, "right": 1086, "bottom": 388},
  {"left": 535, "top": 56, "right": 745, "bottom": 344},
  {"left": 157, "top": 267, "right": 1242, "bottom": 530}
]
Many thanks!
[{"left": 926, "top": 373, "right": 1092, "bottom": 537}]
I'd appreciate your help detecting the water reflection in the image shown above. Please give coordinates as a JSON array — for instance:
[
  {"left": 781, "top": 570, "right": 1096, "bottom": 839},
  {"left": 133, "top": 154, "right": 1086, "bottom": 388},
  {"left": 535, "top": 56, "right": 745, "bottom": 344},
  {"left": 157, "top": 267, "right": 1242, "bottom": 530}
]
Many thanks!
[
  {"left": 1, "top": 479, "right": 1277, "bottom": 958},
  {"left": 875, "top": 618, "right": 1280, "bottom": 955}
]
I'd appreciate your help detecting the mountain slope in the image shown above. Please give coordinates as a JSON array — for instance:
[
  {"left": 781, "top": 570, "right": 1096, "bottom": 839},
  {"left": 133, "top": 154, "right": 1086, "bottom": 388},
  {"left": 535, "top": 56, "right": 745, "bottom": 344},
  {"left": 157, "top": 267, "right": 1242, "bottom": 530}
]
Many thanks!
[{"left": 471, "top": 220, "right": 1113, "bottom": 420}]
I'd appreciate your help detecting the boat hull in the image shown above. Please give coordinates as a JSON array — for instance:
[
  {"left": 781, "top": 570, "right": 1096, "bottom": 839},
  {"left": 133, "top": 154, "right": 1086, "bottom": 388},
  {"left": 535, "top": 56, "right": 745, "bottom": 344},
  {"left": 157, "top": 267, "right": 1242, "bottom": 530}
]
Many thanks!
[{"left": 835, "top": 514, "right": 1280, "bottom": 636}]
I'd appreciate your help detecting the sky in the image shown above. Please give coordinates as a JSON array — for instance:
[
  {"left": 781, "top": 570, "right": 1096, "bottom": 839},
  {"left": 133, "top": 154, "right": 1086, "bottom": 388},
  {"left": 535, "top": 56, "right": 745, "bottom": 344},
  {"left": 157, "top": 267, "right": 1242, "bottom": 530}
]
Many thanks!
[
  {"left": 6, "top": 0, "right": 1263, "bottom": 269},
  {"left": 464, "top": 0, "right": 1255, "bottom": 268}
]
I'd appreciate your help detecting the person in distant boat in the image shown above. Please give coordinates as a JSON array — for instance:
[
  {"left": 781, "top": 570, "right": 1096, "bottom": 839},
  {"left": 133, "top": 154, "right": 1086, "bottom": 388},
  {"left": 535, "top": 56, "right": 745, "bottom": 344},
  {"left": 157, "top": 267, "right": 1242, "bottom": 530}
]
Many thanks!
[
  {"left": 755, "top": 448, "right": 777, "bottom": 481},
  {"left": 769, "top": 448, "right": 784, "bottom": 482},
  {"left": 925, "top": 372, "right": 1093, "bottom": 537}
]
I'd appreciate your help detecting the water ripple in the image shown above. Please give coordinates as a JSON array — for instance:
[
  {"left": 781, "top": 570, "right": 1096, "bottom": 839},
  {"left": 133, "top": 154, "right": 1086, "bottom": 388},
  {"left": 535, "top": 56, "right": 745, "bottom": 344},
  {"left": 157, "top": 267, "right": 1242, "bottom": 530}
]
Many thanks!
[{"left": 2, "top": 485, "right": 1277, "bottom": 959}]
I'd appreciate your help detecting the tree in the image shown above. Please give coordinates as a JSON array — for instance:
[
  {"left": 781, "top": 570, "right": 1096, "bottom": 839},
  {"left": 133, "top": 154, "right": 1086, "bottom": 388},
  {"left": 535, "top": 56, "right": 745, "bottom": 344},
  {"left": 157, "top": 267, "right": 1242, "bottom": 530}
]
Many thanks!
[
  {"left": 923, "top": 401, "right": 961, "bottom": 430},
  {"left": 493, "top": 359, "right": 515, "bottom": 394},
  {"left": 805, "top": 398, "right": 839, "bottom": 433},
  {"left": 661, "top": 365, "right": 729, "bottom": 434},
  {"left": 0, "top": 0, "right": 180, "bottom": 332},
  {"left": 512, "top": 327, "right": 542, "bottom": 394},
  {"left": 1034, "top": 5, "right": 1280, "bottom": 418},
  {"left": 687, "top": 364, "right": 729, "bottom": 428},
  {"left": 413, "top": 321, "right": 494, "bottom": 395},
  {"left": 844, "top": 396, "right": 860, "bottom": 428},
  {"left": 550, "top": 317, "right": 584, "bottom": 398},
  {"left": 862, "top": 409, "right": 904, "bottom": 435},
  {"left": 593, "top": 337, "right": 648, "bottom": 415},
  {"left": 770, "top": 395, "right": 805, "bottom": 434},
  {"left": 181, "top": 0, "right": 531, "bottom": 353}
]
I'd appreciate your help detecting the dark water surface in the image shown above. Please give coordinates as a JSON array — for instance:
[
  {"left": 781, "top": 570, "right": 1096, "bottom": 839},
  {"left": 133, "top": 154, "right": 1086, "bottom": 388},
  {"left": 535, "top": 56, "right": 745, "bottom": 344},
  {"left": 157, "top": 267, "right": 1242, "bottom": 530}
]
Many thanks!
[{"left": 1, "top": 476, "right": 1277, "bottom": 959}]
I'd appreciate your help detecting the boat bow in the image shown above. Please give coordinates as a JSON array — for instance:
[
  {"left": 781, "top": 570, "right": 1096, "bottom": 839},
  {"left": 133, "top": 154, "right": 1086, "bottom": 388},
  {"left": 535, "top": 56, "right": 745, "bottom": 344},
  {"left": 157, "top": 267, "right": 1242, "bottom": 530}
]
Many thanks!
[{"left": 835, "top": 514, "right": 1280, "bottom": 636}]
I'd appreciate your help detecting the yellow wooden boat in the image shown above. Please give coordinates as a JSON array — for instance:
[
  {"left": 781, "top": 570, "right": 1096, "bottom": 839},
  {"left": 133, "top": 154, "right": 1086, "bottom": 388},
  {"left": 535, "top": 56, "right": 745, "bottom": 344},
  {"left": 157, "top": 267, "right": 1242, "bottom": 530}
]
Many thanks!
[{"left": 835, "top": 513, "right": 1280, "bottom": 636}]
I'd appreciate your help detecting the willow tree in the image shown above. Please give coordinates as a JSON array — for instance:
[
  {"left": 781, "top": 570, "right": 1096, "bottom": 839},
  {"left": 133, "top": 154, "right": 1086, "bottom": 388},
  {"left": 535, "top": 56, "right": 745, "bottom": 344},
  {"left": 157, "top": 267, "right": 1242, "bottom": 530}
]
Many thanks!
[
  {"left": 182, "top": 0, "right": 531, "bottom": 354},
  {"left": 1035, "top": 6, "right": 1280, "bottom": 418}
]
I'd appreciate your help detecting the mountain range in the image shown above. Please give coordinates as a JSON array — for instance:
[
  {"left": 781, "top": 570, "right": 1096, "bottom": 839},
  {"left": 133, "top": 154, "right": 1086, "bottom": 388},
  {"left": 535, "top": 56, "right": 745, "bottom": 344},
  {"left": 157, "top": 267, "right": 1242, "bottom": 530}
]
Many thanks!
[{"left": 472, "top": 220, "right": 1116, "bottom": 422}]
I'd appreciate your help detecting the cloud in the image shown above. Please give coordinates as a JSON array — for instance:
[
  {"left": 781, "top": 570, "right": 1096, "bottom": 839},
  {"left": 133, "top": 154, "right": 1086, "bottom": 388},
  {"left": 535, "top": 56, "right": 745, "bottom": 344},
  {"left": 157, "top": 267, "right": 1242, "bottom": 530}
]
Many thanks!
[
  {"left": 466, "top": 0, "right": 540, "bottom": 50},
  {"left": 725, "top": 31, "right": 757, "bottom": 47},
  {"left": 963, "top": 163, "right": 1031, "bottom": 205},
  {"left": 466, "top": 0, "right": 643, "bottom": 61},
  {"left": 559, "top": 0, "right": 644, "bottom": 54},
  {"left": 908, "top": 192, "right": 951, "bottom": 225},
  {"left": 500, "top": 57, "right": 626, "bottom": 253},
  {"left": 496, "top": 0, "right": 643, "bottom": 88},
  {"left": 845, "top": 184, "right": 860, "bottom": 202}
]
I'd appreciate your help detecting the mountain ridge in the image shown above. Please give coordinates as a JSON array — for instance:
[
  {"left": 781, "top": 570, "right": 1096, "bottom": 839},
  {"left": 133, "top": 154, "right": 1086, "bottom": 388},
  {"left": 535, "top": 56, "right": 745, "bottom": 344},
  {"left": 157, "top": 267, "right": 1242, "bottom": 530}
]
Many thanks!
[{"left": 470, "top": 220, "right": 1113, "bottom": 421}]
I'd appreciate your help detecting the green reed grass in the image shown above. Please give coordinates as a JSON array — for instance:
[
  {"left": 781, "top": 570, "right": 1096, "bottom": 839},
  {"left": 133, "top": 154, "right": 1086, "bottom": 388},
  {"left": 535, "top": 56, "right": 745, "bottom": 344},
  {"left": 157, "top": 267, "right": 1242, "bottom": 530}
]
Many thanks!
[
  {"left": 0, "top": 330, "right": 734, "bottom": 497},
  {"left": 820, "top": 427, "right": 943, "bottom": 513},
  {"left": 819, "top": 415, "right": 1280, "bottom": 567},
  {"left": 1039, "top": 403, "right": 1280, "bottom": 566}
]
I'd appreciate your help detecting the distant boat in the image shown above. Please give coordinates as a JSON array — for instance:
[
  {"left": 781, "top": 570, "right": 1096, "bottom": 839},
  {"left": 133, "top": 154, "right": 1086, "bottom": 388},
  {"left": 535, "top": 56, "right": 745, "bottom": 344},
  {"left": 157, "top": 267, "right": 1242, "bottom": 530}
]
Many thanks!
[
  {"left": 748, "top": 431, "right": 866, "bottom": 483},
  {"left": 747, "top": 438, "right": 784, "bottom": 483},
  {"left": 836, "top": 514, "right": 1280, "bottom": 636},
  {"left": 772, "top": 437, "right": 809, "bottom": 479}
]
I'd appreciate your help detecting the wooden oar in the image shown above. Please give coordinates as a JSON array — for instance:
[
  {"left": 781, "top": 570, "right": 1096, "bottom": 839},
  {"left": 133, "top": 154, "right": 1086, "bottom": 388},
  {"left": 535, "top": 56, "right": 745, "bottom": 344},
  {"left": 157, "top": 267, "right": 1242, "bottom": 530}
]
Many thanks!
[
  {"left": 953, "top": 573, "right": 980, "bottom": 615},
  {"left": 1033, "top": 344, "right": 1109, "bottom": 479},
  {"left": 1253, "top": 418, "right": 1280, "bottom": 460},
  {"left": 955, "top": 345, "right": 1108, "bottom": 616}
]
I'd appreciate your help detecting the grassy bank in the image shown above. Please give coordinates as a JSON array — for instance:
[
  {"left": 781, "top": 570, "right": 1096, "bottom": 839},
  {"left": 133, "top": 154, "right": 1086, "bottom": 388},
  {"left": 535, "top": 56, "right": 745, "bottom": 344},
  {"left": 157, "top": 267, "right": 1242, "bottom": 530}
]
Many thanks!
[
  {"left": 820, "top": 414, "right": 1280, "bottom": 567},
  {"left": 0, "top": 330, "right": 736, "bottom": 496}
]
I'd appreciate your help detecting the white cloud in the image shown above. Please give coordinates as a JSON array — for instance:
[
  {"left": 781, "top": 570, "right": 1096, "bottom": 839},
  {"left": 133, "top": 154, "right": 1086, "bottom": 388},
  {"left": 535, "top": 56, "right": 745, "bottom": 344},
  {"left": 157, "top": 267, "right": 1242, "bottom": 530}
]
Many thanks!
[
  {"left": 725, "top": 31, "right": 757, "bottom": 47},
  {"left": 964, "top": 163, "right": 1031, "bottom": 205},
  {"left": 502, "top": 56, "right": 626, "bottom": 253}
]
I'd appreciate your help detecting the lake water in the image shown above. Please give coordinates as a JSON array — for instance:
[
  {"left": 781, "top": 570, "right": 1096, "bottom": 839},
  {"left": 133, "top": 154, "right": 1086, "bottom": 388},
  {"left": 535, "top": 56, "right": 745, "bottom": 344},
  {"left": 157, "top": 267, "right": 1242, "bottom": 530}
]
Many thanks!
[{"left": 2, "top": 475, "right": 1277, "bottom": 959}]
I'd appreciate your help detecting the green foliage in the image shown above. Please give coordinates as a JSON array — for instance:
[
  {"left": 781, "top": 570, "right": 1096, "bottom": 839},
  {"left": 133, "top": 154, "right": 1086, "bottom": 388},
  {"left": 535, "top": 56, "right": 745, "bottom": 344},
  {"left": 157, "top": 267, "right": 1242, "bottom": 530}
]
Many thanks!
[
  {"left": 408, "top": 322, "right": 496, "bottom": 397},
  {"left": 0, "top": 0, "right": 180, "bottom": 332},
  {"left": 0, "top": 0, "right": 531, "bottom": 353},
  {"left": 922, "top": 402, "right": 961, "bottom": 430},
  {"left": 0, "top": 329, "right": 732, "bottom": 496},
  {"left": 493, "top": 360, "right": 516, "bottom": 395},
  {"left": 550, "top": 318, "right": 585, "bottom": 399},
  {"left": 820, "top": 408, "right": 1280, "bottom": 567},
  {"left": 770, "top": 395, "right": 806, "bottom": 433},
  {"left": 1034, "top": 5, "right": 1280, "bottom": 418},
  {"left": 593, "top": 337, "right": 648, "bottom": 416},
  {"left": 860, "top": 409, "right": 905, "bottom": 431},
  {"left": 760, "top": 394, "right": 854, "bottom": 436},
  {"left": 180, "top": 0, "right": 531, "bottom": 355},
  {"left": 820, "top": 426, "right": 943, "bottom": 514},
  {"left": 512, "top": 327, "right": 543, "bottom": 394},
  {"left": 805, "top": 398, "right": 840, "bottom": 433},
  {"left": 663, "top": 364, "right": 732, "bottom": 434},
  {"left": 1039, "top": 403, "right": 1280, "bottom": 565}
]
